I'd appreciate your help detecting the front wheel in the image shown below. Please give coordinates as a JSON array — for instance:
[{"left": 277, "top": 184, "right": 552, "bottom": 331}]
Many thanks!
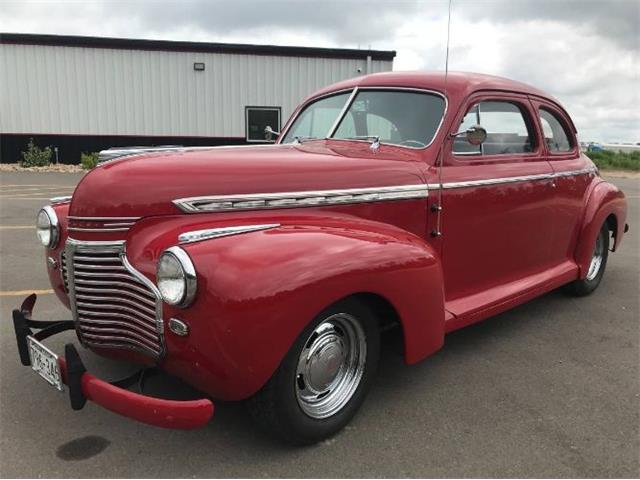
[
  {"left": 247, "top": 298, "right": 380, "bottom": 445},
  {"left": 564, "top": 223, "right": 610, "bottom": 296}
]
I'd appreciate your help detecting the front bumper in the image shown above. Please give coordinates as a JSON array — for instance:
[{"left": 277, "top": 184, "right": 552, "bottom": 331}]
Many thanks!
[{"left": 11, "top": 294, "right": 214, "bottom": 429}]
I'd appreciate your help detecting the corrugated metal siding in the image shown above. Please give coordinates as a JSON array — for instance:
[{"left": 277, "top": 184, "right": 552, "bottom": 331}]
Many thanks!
[{"left": 0, "top": 44, "right": 392, "bottom": 137}]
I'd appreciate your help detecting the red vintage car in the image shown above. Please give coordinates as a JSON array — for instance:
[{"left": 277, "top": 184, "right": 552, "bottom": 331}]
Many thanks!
[{"left": 14, "top": 71, "right": 628, "bottom": 444}]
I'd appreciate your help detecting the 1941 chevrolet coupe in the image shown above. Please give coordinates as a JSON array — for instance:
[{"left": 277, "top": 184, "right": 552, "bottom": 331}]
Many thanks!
[{"left": 13, "top": 72, "right": 628, "bottom": 444}]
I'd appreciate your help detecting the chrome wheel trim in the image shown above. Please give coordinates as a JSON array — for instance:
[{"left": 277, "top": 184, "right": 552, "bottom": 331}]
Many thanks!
[
  {"left": 586, "top": 232, "right": 605, "bottom": 281},
  {"left": 295, "top": 313, "right": 367, "bottom": 419}
]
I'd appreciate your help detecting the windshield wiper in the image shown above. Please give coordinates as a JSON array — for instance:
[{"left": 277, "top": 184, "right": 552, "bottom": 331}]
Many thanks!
[
  {"left": 343, "top": 135, "right": 381, "bottom": 151},
  {"left": 293, "top": 136, "right": 318, "bottom": 144}
]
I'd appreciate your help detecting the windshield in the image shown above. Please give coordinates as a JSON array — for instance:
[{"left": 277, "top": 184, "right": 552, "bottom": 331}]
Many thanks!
[{"left": 281, "top": 89, "right": 446, "bottom": 148}]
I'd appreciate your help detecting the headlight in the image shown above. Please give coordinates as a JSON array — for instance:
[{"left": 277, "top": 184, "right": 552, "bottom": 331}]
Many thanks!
[
  {"left": 156, "top": 246, "right": 197, "bottom": 307},
  {"left": 36, "top": 206, "right": 59, "bottom": 248}
]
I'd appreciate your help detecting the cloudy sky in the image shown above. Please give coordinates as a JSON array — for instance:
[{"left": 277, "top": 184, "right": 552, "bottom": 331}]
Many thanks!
[{"left": 2, "top": 0, "right": 638, "bottom": 142}]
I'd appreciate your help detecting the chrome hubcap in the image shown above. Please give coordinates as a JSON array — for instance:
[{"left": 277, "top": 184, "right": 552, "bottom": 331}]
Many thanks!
[
  {"left": 295, "top": 313, "right": 366, "bottom": 419},
  {"left": 586, "top": 233, "right": 605, "bottom": 281}
]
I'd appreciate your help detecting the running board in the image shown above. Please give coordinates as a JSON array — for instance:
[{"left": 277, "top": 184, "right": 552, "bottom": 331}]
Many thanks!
[{"left": 444, "top": 261, "right": 579, "bottom": 333}]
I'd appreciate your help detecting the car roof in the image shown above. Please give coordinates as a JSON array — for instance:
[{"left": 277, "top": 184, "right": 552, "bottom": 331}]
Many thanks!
[
  {"left": 312, "top": 70, "right": 549, "bottom": 98},
  {"left": 307, "top": 70, "right": 574, "bottom": 131}
]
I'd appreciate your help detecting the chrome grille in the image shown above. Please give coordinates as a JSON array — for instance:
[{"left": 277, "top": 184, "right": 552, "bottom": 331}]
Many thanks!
[
  {"left": 60, "top": 251, "right": 69, "bottom": 293},
  {"left": 66, "top": 240, "right": 163, "bottom": 359}
]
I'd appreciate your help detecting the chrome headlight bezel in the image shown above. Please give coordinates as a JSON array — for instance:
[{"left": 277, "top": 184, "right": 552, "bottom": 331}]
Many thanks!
[
  {"left": 36, "top": 205, "right": 60, "bottom": 248},
  {"left": 156, "top": 246, "right": 197, "bottom": 308}
]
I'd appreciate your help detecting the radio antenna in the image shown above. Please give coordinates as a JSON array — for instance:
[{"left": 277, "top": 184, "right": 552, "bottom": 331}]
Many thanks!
[{"left": 432, "top": 0, "right": 452, "bottom": 237}]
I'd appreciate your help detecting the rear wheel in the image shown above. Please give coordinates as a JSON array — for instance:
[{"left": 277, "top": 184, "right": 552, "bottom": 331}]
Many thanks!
[
  {"left": 564, "top": 223, "right": 610, "bottom": 296},
  {"left": 247, "top": 298, "right": 380, "bottom": 445}
]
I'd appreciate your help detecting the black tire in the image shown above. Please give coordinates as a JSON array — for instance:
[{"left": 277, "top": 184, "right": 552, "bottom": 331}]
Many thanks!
[
  {"left": 564, "top": 223, "right": 610, "bottom": 296},
  {"left": 246, "top": 298, "right": 380, "bottom": 445}
]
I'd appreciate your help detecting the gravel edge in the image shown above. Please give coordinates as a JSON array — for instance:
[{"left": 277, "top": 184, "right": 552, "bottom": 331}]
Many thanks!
[{"left": 0, "top": 163, "right": 85, "bottom": 173}]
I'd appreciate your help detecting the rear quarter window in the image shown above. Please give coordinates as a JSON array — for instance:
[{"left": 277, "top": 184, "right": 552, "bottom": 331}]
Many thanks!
[{"left": 539, "top": 108, "right": 573, "bottom": 152}]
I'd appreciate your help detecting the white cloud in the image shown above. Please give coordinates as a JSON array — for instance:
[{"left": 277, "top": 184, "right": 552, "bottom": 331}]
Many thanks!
[{"left": 1, "top": 0, "right": 638, "bottom": 142}]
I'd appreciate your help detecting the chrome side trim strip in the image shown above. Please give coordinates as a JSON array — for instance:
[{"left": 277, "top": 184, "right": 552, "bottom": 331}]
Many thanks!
[
  {"left": 173, "top": 184, "right": 429, "bottom": 213},
  {"left": 50, "top": 195, "right": 72, "bottom": 205},
  {"left": 428, "top": 167, "right": 596, "bottom": 190},
  {"left": 552, "top": 166, "right": 597, "bottom": 178},
  {"left": 173, "top": 167, "right": 594, "bottom": 213},
  {"left": 67, "top": 216, "right": 139, "bottom": 233},
  {"left": 429, "top": 173, "right": 553, "bottom": 190},
  {"left": 68, "top": 216, "right": 141, "bottom": 221},
  {"left": 68, "top": 227, "right": 132, "bottom": 232},
  {"left": 178, "top": 224, "right": 281, "bottom": 244}
]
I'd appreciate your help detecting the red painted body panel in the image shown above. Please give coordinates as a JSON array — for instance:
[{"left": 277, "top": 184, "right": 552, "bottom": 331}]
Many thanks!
[
  {"left": 35, "top": 71, "right": 628, "bottom": 416},
  {"left": 47, "top": 203, "right": 71, "bottom": 309},
  {"left": 574, "top": 179, "right": 627, "bottom": 276},
  {"left": 125, "top": 212, "right": 444, "bottom": 400},
  {"left": 445, "top": 260, "right": 578, "bottom": 332},
  {"left": 57, "top": 357, "right": 214, "bottom": 429},
  {"left": 70, "top": 141, "right": 426, "bottom": 219}
]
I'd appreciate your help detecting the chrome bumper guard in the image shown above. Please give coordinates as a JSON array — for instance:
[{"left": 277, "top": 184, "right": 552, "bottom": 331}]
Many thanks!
[{"left": 11, "top": 294, "right": 214, "bottom": 429}]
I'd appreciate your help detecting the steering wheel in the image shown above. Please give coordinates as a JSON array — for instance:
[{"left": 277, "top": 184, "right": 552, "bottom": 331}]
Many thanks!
[{"left": 399, "top": 139, "right": 426, "bottom": 148}]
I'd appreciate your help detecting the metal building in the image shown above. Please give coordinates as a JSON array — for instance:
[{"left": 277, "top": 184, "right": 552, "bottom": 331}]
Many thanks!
[{"left": 0, "top": 33, "right": 395, "bottom": 163}]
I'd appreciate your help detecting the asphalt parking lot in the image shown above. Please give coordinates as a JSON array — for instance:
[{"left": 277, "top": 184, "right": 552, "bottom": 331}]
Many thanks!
[{"left": 0, "top": 171, "right": 638, "bottom": 478}]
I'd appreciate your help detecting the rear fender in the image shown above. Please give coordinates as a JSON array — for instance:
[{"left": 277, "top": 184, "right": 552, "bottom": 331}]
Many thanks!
[
  {"left": 127, "top": 215, "right": 445, "bottom": 400},
  {"left": 575, "top": 180, "right": 627, "bottom": 278}
]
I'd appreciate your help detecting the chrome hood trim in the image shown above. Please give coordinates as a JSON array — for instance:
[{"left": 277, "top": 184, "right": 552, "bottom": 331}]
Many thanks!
[
  {"left": 173, "top": 184, "right": 429, "bottom": 213},
  {"left": 98, "top": 144, "right": 278, "bottom": 167},
  {"left": 50, "top": 195, "right": 72, "bottom": 205},
  {"left": 179, "top": 224, "right": 281, "bottom": 244}
]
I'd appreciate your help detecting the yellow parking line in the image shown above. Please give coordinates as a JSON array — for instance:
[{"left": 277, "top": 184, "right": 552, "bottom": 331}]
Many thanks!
[
  {"left": 0, "top": 186, "right": 75, "bottom": 191},
  {"left": 0, "top": 226, "right": 33, "bottom": 230},
  {"left": 1, "top": 189, "right": 74, "bottom": 195},
  {"left": 0, "top": 184, "right": 75, "bottom": 188},
  {"left": 0, "top": 192, "right": 71, "bottom": 198},
  {"left": 0, "top": 289, "right": 54, "bottom": 297},
  {"left": 0, "top": 197, "right": 54, "bottom": 200}
]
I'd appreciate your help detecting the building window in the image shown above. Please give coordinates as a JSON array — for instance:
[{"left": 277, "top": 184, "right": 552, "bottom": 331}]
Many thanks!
[{"left": 245, "top": 107, "right": 281, "bottom": 143}]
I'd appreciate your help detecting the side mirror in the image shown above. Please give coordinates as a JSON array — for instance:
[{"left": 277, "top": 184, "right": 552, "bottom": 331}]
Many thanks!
[
  {"left": 466, "top": 125, "right": 487, "bottom": 146},
  {"left": 451, "top": 125, "right": 487, "bottom": 146},
  {"left": 264, "top": 126, "right": 280, "bottom": 141}
]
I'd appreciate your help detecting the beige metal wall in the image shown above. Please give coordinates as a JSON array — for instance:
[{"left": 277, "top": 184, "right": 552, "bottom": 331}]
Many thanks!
[{"left": 0, "top": 43, "right": 392, "bottom": 137}]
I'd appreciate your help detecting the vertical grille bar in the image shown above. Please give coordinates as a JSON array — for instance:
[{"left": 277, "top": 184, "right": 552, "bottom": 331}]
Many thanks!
[{"left": 60, "top": 251, "right": 69, "bottom": 293}]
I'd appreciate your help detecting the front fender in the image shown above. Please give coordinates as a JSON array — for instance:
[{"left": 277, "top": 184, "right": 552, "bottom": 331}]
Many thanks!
[
  {"left": 575, "top": 179, "right": 627, "bottom": 278},
  {"left": 127, "top": 214, "right": 444, "bottom": 400},
  {"left": 45, "top": 202, "right": 71, "bottom": 309}
]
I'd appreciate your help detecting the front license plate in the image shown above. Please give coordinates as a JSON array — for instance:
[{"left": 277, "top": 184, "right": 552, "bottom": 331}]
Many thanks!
[{"left": 27, "top": 336, "right": 64, "bottom": 391}]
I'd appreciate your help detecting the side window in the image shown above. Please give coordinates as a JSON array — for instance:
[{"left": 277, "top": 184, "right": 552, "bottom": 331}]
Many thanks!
[
  {"left": 453, "top": 104, "right": 481, "bottom": 154},
  {"left": 281, "top": 92, "right": 350, "bottom": 142},
  {"left": 539, "top": 108, "right": 573, "bottom": 152},
  {"left": 453, "top": 101, "right": 535, "bottom": 156}
]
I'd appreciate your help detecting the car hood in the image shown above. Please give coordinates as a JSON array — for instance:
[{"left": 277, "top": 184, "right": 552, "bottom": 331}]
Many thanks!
[{"left": 69, "top": 141, "right": 428, "bottom": 218}]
